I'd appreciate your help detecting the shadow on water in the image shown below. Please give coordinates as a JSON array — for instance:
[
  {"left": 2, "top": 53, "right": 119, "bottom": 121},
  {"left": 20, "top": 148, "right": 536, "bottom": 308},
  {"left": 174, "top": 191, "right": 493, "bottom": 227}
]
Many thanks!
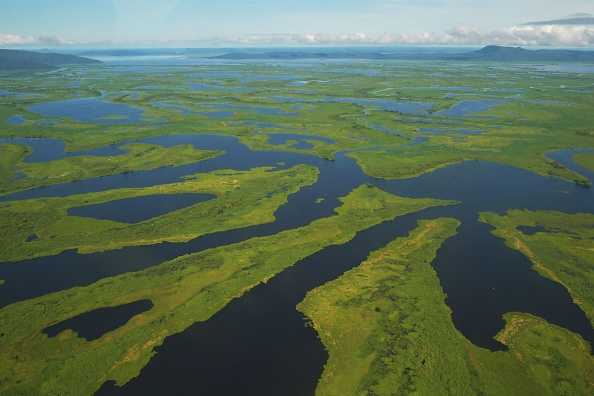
[
  {"left": 44, "top": 300, "right": 153, "bottom": 342},
  {"left": 0, "top": 135, "right": 593, "bottom": 394},
  {"left": 67, "top": 193, "right": 216, "bottom": 224}
]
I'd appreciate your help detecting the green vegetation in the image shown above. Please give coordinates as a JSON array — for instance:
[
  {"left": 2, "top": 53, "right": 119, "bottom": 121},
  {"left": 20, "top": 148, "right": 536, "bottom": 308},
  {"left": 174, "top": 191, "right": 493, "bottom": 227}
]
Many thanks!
[
  {"left": 480, "top": 210, "right": 594, "bottom": 326},
  {"left": 0, "top": 142, "right": 223, "bottom": 195},
  {"left": 0, "top": 165, "right": 318, "bottom": 262},
  {"left": 347, "top": 126, "right": 591, "bottom": 185},
  {"left": 298, "top": 218, "right": 594, "bottom": 395},
  {"left": 2, "top": 61, "right": 592, "bottom": 185},
  {"left": 0, "top": 186, "right": 456, "bottom": 395},
  {"left": 1, "top": 60, "right": 593, "bottom": 394},
  {"left": 574, "top": 152, "right": 594, "bottom": 172},
  {"left": 0, "top": 49, "right": 101, "bottom": 70}
]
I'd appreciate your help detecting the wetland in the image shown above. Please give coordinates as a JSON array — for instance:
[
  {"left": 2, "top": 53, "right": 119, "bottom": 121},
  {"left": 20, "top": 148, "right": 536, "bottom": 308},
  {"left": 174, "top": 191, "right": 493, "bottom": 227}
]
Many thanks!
[{"left": 0, "top": 52, "right": 593, "bottom": 395}]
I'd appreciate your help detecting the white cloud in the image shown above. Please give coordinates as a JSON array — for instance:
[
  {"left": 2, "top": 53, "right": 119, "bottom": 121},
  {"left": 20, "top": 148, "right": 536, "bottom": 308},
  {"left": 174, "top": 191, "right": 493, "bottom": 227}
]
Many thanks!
[
  {"left": 3, "top": 25, "right": 594, "bottom": 48},
  {"left": 0, "top": 33, "right": 76, "bottom": 47},
  {"left": 0, "top": 33, "right": 35, "bottom": 45},
  {"left": 199, "top": 25, "right": 594, "bottom": 47}
]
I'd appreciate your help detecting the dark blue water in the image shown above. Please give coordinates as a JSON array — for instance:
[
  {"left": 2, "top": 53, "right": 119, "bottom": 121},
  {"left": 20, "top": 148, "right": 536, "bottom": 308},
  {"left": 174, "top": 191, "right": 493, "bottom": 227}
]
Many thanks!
[
  {"left": 0, "top": 135, "right": 592, "bottom": 395},
  {"left": 27, "top": 97, "right": 167, "bottom": 124},
  {"left": 517, "top": 225, "right": 550, "bottom": 236},
  {"left": 67, "top": 193, "right": 216, "bottom": 223},
  {"left": 4, "top": 115, "right": 26, "bottom": 125},
  {"left": 44, "top": 300, "right": 153, "bottom": 341},
  {"left": 0, "top": 137, "right": 129, "bottom": 163},
  {"left": 546, "top": 149, "right": 594, "bottom": 183}
]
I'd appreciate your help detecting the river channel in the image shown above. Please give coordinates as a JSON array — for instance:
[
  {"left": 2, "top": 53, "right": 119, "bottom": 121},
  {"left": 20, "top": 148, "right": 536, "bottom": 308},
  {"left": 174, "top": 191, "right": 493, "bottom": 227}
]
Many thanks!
[{"left": 1, "top": 134, "right": 592, "bottom": 395}]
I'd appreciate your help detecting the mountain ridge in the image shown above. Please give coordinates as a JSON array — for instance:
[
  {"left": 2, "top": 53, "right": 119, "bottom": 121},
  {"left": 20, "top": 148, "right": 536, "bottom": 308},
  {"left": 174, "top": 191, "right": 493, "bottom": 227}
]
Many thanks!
[
  {"left": 0, "top": 49, "right": 102, "bottom": 70},
  {"left": 210, "top": 45, "right": 594, "bottom": 62}
]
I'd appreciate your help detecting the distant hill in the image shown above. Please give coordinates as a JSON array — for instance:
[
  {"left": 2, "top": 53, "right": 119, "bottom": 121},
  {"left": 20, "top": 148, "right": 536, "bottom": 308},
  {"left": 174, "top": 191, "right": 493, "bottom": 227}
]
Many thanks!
[
  {"left": 211, "top": 45, "right": 594, "bottom": 62},
  {"left": 0, "top": 49, "right": 102, "bottom": 70},
  {"left": 443, "top": 45, "right": 594, "bottom": 62}
]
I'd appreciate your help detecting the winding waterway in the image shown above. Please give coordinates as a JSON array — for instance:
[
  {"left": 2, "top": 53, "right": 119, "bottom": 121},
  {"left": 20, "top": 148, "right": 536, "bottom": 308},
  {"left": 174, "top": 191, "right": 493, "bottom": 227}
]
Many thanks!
[{"left": 1, "top": 134, "right": 593, "bottom": 395}]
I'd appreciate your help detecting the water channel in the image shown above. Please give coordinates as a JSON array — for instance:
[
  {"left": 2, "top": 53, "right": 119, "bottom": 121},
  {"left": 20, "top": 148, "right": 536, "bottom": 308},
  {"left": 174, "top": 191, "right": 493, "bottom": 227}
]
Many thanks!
[{"left": 0, "top": 134, "right": 592, "bottom": 395}]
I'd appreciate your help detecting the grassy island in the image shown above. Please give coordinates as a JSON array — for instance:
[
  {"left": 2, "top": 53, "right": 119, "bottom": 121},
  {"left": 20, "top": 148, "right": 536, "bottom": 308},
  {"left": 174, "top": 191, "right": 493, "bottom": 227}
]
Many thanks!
[
  {"left": 0, "top": 142, "right": 223, "bottom": 195},
  {"left": 298, "top": 218, "right": 593, "bottom": 395},
  {"left": 480, "top": 210, "right": 594, "bottom": 327},
  {"left": 0, "top": 186, "right": 456, "bottom": 395},
  {"left": 0, "top": 165, "right": 318, "bottom": 262},
  {"left": 1, "top": 57, "right": 593, "bottom": 395},
  {"left": 574, "top": 152, "right": 594, "bottom": 172}
]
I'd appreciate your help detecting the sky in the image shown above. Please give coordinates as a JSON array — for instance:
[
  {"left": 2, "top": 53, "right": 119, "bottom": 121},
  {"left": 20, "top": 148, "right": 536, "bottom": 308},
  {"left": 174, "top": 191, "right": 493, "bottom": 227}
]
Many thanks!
[{"left": 1, "top": 0, "right": 594, "bottom": 47}]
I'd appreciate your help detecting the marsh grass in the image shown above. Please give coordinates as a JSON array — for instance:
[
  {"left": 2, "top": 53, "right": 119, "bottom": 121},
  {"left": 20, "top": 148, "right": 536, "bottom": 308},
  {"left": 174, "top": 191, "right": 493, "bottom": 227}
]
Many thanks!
[
  {"left": 480, "top": 210, "right": 594, "bottom": 327},
  {"left": 0, "top": 165, "right": 318, "bottom": 262},
  {"left": 298, "top": 218, "right": 593, "bottom": 395},
  {"left": 0, "top": 186, "right": 455, "bottom": 395}
]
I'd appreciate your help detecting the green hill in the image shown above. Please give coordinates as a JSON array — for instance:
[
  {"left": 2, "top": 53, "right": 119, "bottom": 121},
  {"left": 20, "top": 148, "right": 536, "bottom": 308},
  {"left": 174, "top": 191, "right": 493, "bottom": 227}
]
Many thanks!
[
  {"left": 0, "top": 49, "right": 102, "bottom": 70},
  {"left": 445, "top": 45, "right": 594, "bottom": 62}
]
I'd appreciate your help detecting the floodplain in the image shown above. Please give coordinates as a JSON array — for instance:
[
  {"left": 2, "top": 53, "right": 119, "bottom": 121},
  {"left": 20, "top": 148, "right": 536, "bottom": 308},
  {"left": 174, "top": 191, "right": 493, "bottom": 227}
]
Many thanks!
[{"left": 0, "top": 52, "right": 593, "bottom": 395}]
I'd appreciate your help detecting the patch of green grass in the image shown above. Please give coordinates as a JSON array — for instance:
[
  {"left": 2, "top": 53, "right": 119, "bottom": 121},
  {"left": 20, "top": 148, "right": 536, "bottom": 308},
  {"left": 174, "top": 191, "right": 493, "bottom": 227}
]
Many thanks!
[
  {"left": 0, "top": 186, "right": 456, "bottom": 395},
  {"left": 574, "top": 152, "right": 594, "bottom": 172},
  {"left": 348, "top": 132, "right": 591, "bottom": 185},
  {"left": 2, "top": 62, "right": 593, "bottom": 183},
  {"left": 0, "top": 142, "right": 223, "bottom": 195},
  {"left": 480, "top": 210, "right": 594, "bottom": 326},
  {"left": 298, "top": 218, "right": 593, "bottom": 395},
  {"left": 0, "top": 165, "right": 318, "bottom": 262}
]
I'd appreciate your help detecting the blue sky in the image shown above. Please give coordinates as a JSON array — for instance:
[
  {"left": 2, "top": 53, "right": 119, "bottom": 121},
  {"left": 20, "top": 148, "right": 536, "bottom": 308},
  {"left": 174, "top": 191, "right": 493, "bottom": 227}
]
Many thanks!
[{"left": 1, "top": 0, "right": 594, "bottom": 47}]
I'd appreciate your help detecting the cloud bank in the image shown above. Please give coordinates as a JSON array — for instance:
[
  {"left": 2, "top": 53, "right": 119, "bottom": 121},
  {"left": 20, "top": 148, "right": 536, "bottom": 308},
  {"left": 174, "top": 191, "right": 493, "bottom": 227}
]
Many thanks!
[
  {"left": 205, "top": 25, "right": 594, "bottom": 47},
  {"left": 2, "top": 25, "right": 594, "bottom": 47},
  {"left": 0, "top": 33, "right": 35, "bottom": 45},
  {"left": 0, "top": 33, "right": 72, "bottom": 46}
]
